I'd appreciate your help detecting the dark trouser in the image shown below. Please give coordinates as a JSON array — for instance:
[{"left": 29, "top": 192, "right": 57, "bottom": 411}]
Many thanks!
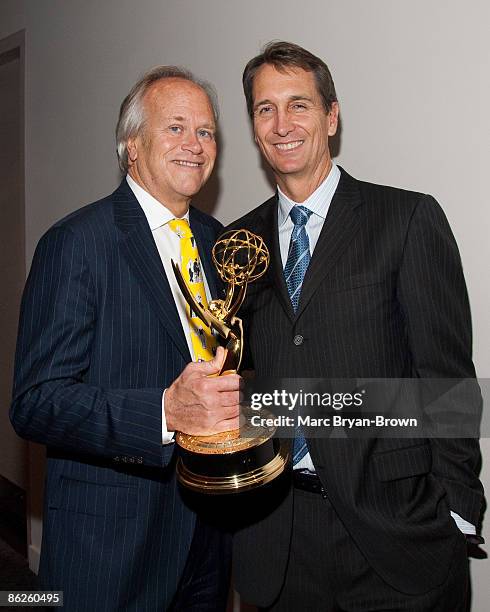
[
  {"left": 264, "top": 489, "right": 469, "bottom": 612},
  {"left": 169, "top": 517, "right": 231, "bottom": 611}
]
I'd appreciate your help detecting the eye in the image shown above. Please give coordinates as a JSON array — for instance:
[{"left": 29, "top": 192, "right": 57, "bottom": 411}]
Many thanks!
[
  {"left": 255, "top": 105, "right": 274, "bottom": 116},
  {"left": 291, "top": 103, "right": 307, "bottom": 112},
  {"left": 168, "top": 125, "right": 183, "bottom": 134},
  {"left": 198, "top": 129, "right": 214, "bottom": 140}
]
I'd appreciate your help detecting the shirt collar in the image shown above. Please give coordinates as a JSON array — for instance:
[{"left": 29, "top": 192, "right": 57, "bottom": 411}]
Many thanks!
[
  {"left": 126, "top": 174, "right": 189, "bottom": 230},
  {"left": 277, "top": 163, "right": 341, "bottom": 227}
]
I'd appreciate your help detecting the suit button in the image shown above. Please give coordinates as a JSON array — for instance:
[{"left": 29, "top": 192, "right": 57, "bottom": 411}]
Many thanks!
[{"left": 293, "top": 334, "right": 304, "bottom": 346}]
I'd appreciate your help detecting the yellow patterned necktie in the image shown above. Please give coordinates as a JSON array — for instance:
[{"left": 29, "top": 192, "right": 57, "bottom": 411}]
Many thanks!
[{"left": 168, "top": 218, "right": 217, "bottom": 362}]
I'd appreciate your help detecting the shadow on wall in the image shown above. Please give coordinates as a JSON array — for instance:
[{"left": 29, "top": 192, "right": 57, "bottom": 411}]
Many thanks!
[
  {"left": 193, "top": 164, "right": 221, "bottom": 217},
  {"left": 186, "top": 126, "right": 223, "bottom": 218}
]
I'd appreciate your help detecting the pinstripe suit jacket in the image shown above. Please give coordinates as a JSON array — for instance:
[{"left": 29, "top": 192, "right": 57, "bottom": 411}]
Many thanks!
[
  {"left": 10, "top": 179, "right": 224, "bottom": 611},
  {"left": 230, "top": 168, "right": 483, "bottom": 605}
]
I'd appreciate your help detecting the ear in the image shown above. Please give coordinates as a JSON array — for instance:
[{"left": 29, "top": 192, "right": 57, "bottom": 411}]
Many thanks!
[
  {"left": 327, "top": 102, "right": 340, "bottom": 137},
  {"left": 127, "top": 137, "right": 138, "bottom": 165}
]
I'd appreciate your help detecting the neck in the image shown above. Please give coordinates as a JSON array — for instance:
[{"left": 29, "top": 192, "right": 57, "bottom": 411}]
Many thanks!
[
  {"left": 277, "top": 159, "right": 332, "bottom": 203},
  {"left": 165, "top": 201, "right": 190, "bottom": 218}
]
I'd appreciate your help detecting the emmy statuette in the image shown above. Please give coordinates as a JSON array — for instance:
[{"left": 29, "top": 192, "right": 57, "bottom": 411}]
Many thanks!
[{"left": 172, "top": 229, "right": 288, "bottom": 493}]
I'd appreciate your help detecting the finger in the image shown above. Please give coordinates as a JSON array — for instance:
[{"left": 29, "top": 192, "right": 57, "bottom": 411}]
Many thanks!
[
  {"left": 206, "top": 373, "right": 242, "bottom": 392},
  {"left": 191, "top": 346, "right": 226, "bottom": 377},
  {"left": 204, "top": 402, "right": 240, "bottom": 420},
  {"left": 213, "top": 415, "right": 240, "bottom": 433},
  {"left": 217, "top": 390, "right": 242, "bottom": 407},
  {"left": 209, "top": 345, "right": 226, "bottom": 372},
  {"left": 215, "top": 345, "right": 226, "bottom": 369}
]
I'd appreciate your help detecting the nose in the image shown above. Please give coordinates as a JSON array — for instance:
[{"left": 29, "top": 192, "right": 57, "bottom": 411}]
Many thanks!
[
  {"left": 273, "top": 108, "right": 293, "bottom": 137},
  {"left": 182, "top": 131, "right": 203, "bottom": 154}
]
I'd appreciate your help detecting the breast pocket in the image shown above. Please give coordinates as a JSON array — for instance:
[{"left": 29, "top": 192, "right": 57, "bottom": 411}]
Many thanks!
[
  {"left": 325, "top": 274, "right": 391, "bottom": 294},
  {"left": 372, "top": 443, "right": 432, "bottom": 482}
]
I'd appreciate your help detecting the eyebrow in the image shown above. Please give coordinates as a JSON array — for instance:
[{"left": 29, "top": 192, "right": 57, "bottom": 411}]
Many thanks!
[
  {"left": 253, "top": 94, "right": 314, "bottom": 110},
  {"left": 166, "top": 115, "right": 215, "bottom": 130}
]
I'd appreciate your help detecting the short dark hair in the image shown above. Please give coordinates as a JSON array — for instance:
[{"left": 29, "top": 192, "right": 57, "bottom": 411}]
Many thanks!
[{"left": 243, "top": 41, "right": 337, "bottom": 118}]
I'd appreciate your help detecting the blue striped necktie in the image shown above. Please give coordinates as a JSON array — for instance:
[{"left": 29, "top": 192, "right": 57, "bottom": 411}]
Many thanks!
[{"left": 284, "top": 205, "right": 312, "bottom": 464}]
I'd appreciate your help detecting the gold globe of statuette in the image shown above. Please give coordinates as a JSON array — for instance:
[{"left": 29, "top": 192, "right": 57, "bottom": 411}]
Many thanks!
[{"left": 212, "top": 229, "right": 270, "bottom": 286}]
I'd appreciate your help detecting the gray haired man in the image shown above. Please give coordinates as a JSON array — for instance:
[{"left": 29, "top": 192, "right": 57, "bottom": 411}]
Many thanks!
[{"left": 11, "top": 66, "right": 240, "bottom": 611}]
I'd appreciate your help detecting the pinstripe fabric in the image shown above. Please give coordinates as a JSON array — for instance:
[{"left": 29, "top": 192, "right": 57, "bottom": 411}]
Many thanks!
[
  {"left": 230, "top": 168, "right": 483, "bottom": 607},
  {"left": 266, "top": 490, "right": 469, "bottom": 611},
  {"left": 10, "top": 180, "right": 226, "bottom": 611}
]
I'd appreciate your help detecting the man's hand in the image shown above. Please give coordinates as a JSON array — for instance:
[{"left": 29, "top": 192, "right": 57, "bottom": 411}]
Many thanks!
[{"left": 165, "top": 346, "right": 241, "bottom": 435}]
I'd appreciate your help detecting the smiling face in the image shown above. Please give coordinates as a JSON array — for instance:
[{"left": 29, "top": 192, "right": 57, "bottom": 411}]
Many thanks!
[
  {"left": 252, "top": 64, "right": 338, "bottom": 201},
  {"left": 127, "top": 78, "right": 216, "bottom": 215}
]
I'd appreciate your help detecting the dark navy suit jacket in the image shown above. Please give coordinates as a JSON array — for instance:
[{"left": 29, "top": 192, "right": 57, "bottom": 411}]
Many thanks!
[{"left": 10, "top": 179, "right": 223, "bottom": 610}]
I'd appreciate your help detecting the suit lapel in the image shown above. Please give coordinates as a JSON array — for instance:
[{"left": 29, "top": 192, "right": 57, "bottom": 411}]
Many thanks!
[
  {"left": 295, "top": 168, "right": 363, "bottom": 319},
  {"left": 256, "top": 196, "right": 296, "bottom": 323},
  {"left": 112, "top": 180, "right": 191, "bottom": 362}
]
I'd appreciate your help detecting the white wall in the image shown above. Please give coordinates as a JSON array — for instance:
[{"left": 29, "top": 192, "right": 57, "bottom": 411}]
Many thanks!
[{"left": 1, "top": 0, "right": 488, "bottom": 607}]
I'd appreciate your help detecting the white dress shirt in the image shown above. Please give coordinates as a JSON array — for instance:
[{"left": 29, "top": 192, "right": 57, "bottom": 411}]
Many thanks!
[
  {"left": 126, "top": 175, "right": 212, "bottom": 444},
  {"left": 275, "top": 165, "right": 475, "bottom": 535},
  {"left": 278, "top": 163, "right": 340, "bottom": 472}
]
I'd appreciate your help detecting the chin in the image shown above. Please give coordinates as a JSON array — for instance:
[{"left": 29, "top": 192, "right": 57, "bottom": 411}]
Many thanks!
[
  {"left": 269, "top": 156, "right": 304, "bottom": 173},
  {"left": 176, "top": 180, "right": 206, "bottom": 198},
  {"left": 274, "top": 163, "right": 305, "bottom": 175}
]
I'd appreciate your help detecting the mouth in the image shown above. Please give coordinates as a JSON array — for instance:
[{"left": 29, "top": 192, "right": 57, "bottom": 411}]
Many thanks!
[
  {"left": 173, "top": 160, "right": 203, "bottom": 168},
  {"left": 274, "top": 140, "right": 304, "bottom": 151}
]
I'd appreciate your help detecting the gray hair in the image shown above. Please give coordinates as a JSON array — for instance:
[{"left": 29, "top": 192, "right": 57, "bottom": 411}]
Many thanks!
[{"left": 116, "top": 65, "right": 219, "bottom": 173}]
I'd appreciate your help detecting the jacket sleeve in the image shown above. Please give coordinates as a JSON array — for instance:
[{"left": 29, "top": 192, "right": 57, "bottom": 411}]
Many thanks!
[
  {"left": 397, "top": 194, "right": 483, "bottom": 526},
  {"left": 10, "top": 225, "right": 175, "bottom": 468}
]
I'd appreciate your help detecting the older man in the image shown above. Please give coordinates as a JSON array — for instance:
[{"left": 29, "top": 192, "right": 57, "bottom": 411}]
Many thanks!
[
  {"left": 11, "top": 66, "right": 240, "bottom": 611},
  {"left": 231, "top": 42, "right": 483, "bottom": 611}
]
